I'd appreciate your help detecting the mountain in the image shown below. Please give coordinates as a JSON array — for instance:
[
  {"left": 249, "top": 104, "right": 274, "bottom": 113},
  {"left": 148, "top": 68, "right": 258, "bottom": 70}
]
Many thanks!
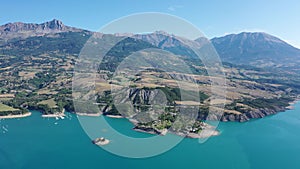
[
  {"left": 0, "top": 19, "right": 92, "bottom": 56},
  {"left": 210, "top": 32, "right": 300, "bottom": 68},
  {"left": 134, "top": 31, "right": 200, "bottom": 58},
  {"left": 136, "top": 31, "right": 300, "bottom": 70},
  {"left": 0, "top": 19, "right": 85, "bottom": 40}
]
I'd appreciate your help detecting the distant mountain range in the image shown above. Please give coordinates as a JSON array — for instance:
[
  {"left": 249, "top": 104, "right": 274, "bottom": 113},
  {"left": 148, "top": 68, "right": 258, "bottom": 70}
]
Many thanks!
[
  {"left": 211, "top": 32, "right": 300, "bottom": 68},
  {"left": 1, "top": 19, "right": 300, "bottom": 70}
]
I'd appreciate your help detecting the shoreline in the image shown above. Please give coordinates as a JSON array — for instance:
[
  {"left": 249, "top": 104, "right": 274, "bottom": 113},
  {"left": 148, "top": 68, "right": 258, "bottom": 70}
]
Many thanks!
[
  {"left": 286, "top": 98, "right": 300, "bottom": 110},
  {"left": 105, "top": 114, "right": 123, "bottom": 118},
  {"left": 133, "top": 127, "right": 220, "bottom": 139},
  {"left": 2, "top": 98, "right": 296, "bottom": 138},
  {"left": 0, "top": 112, "right": 32, "bottom": 119},
  {"left": 133, "top": 122, "right": 219, "bottom": 139},
  {"left": 185, "top": 129, "right": 219, "bottom": 138},
  {"left": 42, "top": 113, "right": 65, "bottom": 118},
  {"left": 133, "top": 127, "right": 160, "bottom": 135},
  {"left": 42, "top": 109, "right": 65, "bottom": 118},
  {"left": 76, "top": 112, "right": 102, "bottom": 117},
  {"left": 221, "top": 98, "right": 300, "bottom": 122}
]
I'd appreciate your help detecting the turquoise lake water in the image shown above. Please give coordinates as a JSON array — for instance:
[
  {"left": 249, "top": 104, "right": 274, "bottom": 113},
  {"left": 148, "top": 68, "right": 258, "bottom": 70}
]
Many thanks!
[{"left": 1, "top": 102, "right": 300, "bottom": 169}]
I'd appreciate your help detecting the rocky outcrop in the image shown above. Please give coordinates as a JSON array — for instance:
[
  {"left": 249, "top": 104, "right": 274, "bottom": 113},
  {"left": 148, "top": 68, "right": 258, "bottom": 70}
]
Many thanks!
[
  {"left": 220, "top": 106, "right": 286, "bottom": 122},
  {"left": 196, "top": 103, "right": 290, "bottom": 122},
  {"left": 127, "top": 88, "right": 161, "bottom": 105}
]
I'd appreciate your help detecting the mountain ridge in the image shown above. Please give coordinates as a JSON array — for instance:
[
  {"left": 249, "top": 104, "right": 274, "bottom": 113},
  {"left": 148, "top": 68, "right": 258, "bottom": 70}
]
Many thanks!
[
  {"left": 1, "top": 19, "right": 298, "bottom": 48},
  {"left": 1, "top": 19, "right": 300, "bottom": 69}
]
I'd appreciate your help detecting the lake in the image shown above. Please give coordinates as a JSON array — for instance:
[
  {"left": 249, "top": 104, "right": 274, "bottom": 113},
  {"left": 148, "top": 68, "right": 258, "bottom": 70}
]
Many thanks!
[{"left": 1, "top": 102, "right": 300, "bottom": 169}]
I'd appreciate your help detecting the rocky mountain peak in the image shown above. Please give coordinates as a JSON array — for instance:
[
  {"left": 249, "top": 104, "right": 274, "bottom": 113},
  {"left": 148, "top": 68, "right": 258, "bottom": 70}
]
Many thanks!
[
  {"left": 0, "top": 19, "right": 83, "bottom": 40},
  {"left": 41, "top": 19, "right": 65, "bottom": 30}
]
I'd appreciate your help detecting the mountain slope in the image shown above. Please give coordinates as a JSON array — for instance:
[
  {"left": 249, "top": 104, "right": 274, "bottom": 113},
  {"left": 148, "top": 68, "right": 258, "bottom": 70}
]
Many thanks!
[
  {"left": 211, "top": 32, "right": 300, "bottom": 68},
  {"left": 134, "top": 31, "right": 200, "bottom": 58}
]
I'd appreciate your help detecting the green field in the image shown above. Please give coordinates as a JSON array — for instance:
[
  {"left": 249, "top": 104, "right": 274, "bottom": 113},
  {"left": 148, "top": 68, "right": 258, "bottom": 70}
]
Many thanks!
[
  {"left": 37, "top": 98, "right": 58, "bottom": 108},
  {"left": 0, "top": 103, "right": 19, "bottom": 112}
]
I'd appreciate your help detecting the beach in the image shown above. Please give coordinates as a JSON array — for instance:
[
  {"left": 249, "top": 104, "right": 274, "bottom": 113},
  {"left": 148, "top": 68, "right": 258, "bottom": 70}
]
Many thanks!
[
  {"left": 105, "top": 114, "right": 123, "bottom": 118},
  {"left": 42, "top": 113, "right": 65, "bottom": 118},
  {"left": 76, "top": 112, "right": 102, "bottom": 117},
  {"left": 0, "top": 112, "right": 32, "bottom": 119},
  {"left": 42, "top": 109, "right": 66, "bottom": 118}
]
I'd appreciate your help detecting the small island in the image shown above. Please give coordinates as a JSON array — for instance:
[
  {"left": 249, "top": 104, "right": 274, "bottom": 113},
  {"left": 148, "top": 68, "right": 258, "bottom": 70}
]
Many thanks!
[{"left": 92, "top": 137, "right": 110, "bottom": 146}]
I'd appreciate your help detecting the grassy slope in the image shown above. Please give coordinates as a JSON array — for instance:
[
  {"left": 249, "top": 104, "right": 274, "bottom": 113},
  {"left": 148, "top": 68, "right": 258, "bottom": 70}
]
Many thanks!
[{"left": 0, "top": 103, "right": 19, "bottom": 112}]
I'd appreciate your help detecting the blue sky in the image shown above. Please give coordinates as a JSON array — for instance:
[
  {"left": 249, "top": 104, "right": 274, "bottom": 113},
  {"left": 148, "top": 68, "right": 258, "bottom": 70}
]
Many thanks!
[{"left": 1, "top": 0, "right": 300, "bottom": 47}]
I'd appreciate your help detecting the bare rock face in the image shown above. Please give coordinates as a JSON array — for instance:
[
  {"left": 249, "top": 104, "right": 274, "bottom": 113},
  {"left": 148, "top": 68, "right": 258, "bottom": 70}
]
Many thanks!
[
  {"left": 127, "top": 88, "right": 162, "bottom": 105},
  {"left": 41, "top": 19, "right": 65, "bottom": 30},
  {"left": 220, "top": 106, "right": 286, "bottom": 122}
]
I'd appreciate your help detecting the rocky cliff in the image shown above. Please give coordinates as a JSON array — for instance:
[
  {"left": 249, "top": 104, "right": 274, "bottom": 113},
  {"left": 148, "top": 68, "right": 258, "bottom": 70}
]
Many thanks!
[{"left": 0, "top": 19, "right": 84, "bottom": 40}]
